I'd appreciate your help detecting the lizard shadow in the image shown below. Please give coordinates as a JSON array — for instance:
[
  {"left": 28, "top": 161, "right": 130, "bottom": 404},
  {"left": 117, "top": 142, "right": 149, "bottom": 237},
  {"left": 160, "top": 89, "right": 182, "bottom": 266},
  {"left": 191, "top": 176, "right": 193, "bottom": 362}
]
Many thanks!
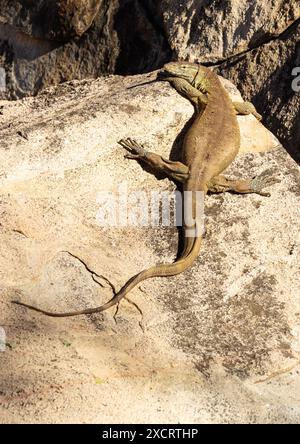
[
  {"left": 170, "top": 112, "right": 197, "bottom": 259},
  {"left": 133, "top": 109, "right": 197, "bottom": 260}
]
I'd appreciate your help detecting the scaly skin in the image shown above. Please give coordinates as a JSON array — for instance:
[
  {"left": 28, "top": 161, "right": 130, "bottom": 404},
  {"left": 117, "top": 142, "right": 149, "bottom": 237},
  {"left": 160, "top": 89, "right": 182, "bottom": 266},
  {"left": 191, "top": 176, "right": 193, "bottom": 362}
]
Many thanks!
[
  {"left": 12, "top": 62, "right": 272, "bottom": 317},
  {"left": 162, "top": 61, "right": 262, "bottom": 121}
]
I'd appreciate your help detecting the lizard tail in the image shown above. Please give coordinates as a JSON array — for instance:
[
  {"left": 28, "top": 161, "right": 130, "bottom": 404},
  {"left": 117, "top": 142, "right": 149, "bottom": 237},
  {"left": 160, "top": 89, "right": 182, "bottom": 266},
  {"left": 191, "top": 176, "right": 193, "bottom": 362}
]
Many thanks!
[{"left": 12, "top": 235, "right": 202, "bottom": 318}]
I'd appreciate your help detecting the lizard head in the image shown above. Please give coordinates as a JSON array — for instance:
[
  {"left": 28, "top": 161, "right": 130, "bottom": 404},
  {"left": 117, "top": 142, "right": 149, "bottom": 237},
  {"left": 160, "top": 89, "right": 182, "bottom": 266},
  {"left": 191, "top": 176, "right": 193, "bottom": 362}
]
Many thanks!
[
  {"left": 160, "top": 61, "right": 198, "bottom": 83},
  {"left": 160, "top": 62, "right": 210, "bottom": 92}
]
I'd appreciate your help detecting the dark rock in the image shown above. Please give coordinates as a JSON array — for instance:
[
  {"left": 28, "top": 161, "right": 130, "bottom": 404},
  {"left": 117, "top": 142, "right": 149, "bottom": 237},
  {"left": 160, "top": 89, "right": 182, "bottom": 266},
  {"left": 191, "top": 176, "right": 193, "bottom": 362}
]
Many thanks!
[
  {"left": 0, "top": 0, "right": 103, "bottom": 41},
  {"left": 0, "top": 0, "right": 119, "bottom": 99},
  {"left": 218, "top": 18, "right": 300, "bottom": 162}
]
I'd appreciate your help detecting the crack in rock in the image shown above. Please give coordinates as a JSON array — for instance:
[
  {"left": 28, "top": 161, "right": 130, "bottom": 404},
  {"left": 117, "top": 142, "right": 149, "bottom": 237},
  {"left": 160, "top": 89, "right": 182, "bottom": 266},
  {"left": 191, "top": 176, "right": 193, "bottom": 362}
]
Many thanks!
[
  {"left": 124, "top": 296, "right": 145, "bottom": 332},
  {"left": 206, "top": 16, "right": 300, "bottom": 69},
  {"left": 62, "top": 251, "right": 145, "bottom": 331}
]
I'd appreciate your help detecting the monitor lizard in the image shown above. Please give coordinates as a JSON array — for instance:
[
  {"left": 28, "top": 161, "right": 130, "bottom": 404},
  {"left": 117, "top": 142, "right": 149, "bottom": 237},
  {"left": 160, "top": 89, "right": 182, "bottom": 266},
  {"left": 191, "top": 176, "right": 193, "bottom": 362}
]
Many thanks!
[{"left": 12, "top": 61, "right": 275, "bottom": 317}]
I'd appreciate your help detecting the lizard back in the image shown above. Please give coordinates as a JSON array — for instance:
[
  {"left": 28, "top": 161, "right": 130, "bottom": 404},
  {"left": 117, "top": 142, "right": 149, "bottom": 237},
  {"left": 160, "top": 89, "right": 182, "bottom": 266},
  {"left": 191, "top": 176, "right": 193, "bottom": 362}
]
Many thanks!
[{"left": 183, "top": 67, "right": 240, "bottom": 191}]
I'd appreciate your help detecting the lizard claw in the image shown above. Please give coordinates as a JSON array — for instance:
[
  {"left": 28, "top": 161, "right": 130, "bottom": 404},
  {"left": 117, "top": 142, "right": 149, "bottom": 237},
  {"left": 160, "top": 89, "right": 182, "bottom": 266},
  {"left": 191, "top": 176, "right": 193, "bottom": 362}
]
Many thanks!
[
  {"left": 118, "top": 138, "right": 148, "bottom": 160},
  {"left": 250, "top": 169, "right": 279, "bottom": 196},
  {"left": 124, "top": 153, "right": 141, "bottom": 159}
]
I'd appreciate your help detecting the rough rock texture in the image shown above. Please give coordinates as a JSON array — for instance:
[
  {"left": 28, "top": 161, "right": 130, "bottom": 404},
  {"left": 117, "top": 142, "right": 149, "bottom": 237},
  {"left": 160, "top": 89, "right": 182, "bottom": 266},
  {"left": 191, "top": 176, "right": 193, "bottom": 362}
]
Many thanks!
[
  {"left": 0, "top": 74, "right": 299, "bottom": 423},
  {"left": 0, "top": 0, "right": 172, "bottom": 98},
  {"left": 0, "top": 0, "right": 119, "bottom": 98},
  {"left": 1, "top": 1, "right": 299, "bottom": 87},
  {"left": 0, "top": 0, "right": 103, "bottom": 40},
  {"left": 47, "top": 0, "right": 103, "bottom": 40},
  {"left": 217, "top": 18, "right": 300, "bottom": 163},
  {"left": 154, "top": 0, "right": 300, "bottom": 63}
]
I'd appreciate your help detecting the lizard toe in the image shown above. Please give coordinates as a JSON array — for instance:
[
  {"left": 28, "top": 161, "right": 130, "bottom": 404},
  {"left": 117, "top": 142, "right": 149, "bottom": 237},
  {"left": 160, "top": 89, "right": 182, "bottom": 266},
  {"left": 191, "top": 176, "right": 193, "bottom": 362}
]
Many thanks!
[{"left": 250, "top": 170, "right": 278, "bottom": 196}]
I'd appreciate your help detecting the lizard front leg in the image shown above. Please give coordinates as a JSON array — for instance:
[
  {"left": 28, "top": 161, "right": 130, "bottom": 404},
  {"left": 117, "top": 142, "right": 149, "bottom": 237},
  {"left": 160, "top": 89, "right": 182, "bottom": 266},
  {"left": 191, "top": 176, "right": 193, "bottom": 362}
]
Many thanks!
[
  {"left": 208, "top": 170, "right": 278, "bottom": 197},
  {"left": 119, "top": 138, "right": 189, "bottom": 183},
  {"left": 165, "top": 77, "right": 208, "bottom": 113},
  {"left": 191, "top": 65, "right": 262, "bottom": 121},
  {"left": 233, "top": 101, "right": 262, "bottom": 121}
]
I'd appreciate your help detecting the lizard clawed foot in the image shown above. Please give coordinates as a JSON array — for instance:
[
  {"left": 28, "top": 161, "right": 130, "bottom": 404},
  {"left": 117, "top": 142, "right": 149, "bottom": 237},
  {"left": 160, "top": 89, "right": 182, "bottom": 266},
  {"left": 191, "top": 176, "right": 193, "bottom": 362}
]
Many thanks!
[
  {"left": 118, "top": 137, "right": 189, "bottom": 182},
  {"left": 244, "top": 101, "right": 262, "bottom": 121},
  {"left": 250, "top": 169, "right": 279, "bottom": 196},
  {"left": 118, "top": 138, "right": 148, "bottom": 160}
]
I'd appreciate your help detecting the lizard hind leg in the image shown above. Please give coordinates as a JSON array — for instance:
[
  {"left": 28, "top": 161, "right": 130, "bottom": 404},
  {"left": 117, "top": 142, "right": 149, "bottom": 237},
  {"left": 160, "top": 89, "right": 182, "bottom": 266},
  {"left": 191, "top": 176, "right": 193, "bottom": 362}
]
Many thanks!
[
  {"left": 119, "top": 138, "right": 189, "bottom": 183},
  {"left": 208, "top": 170, "right": 278, "bottom": 197}
]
